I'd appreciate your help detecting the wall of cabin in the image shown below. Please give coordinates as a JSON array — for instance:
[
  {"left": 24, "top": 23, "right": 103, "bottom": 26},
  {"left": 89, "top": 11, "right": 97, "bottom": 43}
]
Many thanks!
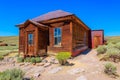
[
  {"left": 19, "top": 28, "right": 25, "bottom": 54},
  {"left": 72, "top": 22, "right": 89, "bottom": 50},
  {"left": 48, "top": 22, "right": 72, "bottom": 53}
]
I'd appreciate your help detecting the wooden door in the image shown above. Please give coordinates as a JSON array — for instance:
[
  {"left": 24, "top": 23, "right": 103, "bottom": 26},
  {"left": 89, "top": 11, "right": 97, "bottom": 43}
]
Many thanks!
[
  {"left": 94, "top": 36, "right": 100, "bottom": 48},
  {"left": 27, "top": 32, "right": 34, "bottom": 55}
]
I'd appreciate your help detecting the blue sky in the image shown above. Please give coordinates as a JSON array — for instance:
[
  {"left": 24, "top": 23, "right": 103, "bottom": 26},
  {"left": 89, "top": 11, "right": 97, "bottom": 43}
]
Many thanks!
[{"left": 0, "top": 0, "right": 120, "bottom": 36}]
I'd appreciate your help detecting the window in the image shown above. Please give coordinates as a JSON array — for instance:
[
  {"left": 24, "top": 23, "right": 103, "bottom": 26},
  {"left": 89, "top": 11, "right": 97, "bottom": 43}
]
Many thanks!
[
  {"left": 28, "top": 33, "right": 33, "bottom": 45},
  {"left": 54, "top": 28, "right": 61, "bottom": 45}
]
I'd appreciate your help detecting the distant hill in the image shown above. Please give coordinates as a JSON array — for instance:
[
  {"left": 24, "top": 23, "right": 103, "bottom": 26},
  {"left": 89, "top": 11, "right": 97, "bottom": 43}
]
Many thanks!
[
  {"left": 0, "top": 36, "right": 18, "bottom": 45},
  {"left": 105, "top": 36, "right": 120, "bottom": 43}
]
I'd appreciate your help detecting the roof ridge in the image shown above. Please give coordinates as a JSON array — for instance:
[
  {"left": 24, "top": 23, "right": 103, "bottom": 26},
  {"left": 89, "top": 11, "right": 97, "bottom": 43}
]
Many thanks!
[{"left": 32, "top": 10, "right": 73, "bottom": 22}]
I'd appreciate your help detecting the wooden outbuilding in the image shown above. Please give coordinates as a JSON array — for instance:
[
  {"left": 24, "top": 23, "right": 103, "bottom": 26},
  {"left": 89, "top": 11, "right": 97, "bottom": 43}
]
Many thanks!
[
  {"left": 17, "top": 10, "right": 104, "bottom": 57},
  {"left": 91, "top": 30, "right": 104, "bottom": 48}
]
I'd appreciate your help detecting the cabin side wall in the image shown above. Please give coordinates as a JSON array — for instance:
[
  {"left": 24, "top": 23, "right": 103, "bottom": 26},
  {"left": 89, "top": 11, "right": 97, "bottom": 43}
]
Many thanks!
[
  {"left": 48, "top": 22, "right": 72, "bottom": 54},
  {"left": 72, "top": 22, "right": 89, "bottom": 50},
  {"left": 71, "top": 21, "right": 90, "bottom": 56},
  {"left": 19, "top": 28, "right": 25, "bottom": 55}
]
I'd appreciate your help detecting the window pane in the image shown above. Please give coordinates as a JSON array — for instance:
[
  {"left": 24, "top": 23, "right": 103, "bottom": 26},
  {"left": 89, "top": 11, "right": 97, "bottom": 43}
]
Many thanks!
[
  {"left": 28, "top": 34, "right": 33, "bottom": 45},
  {"left": 58, "top": 37, "right": 61, "bottom": 45},
  {"left": 54, "top": 28, "right": 62, "bottom": 45},
  {"left": 55, "top": 37, "right": 58, "bottom": 45},
  {"left": 54, "top": 32, "right": 57, "bottom": 37},
  {"left": 58, "top": 28, "right": 61, "bottom": 36}
]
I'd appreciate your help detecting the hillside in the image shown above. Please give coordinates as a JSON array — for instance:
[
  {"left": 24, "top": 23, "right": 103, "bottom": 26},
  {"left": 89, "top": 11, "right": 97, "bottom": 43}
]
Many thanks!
[
  {"left": 105, "top": 36, "right": 120, "bottom": 43},
  {"left": 0, "top": 36, "right": 18, "bottom": 45},
  {"left": 0, "top": 36, "right": 18, "bottom": 56}
]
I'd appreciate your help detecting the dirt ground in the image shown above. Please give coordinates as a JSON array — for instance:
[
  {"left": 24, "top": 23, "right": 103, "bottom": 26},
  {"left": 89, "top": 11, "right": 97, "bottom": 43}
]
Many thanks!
[{"left": 0, "top": 49, "right": 120, "bottom": 80}]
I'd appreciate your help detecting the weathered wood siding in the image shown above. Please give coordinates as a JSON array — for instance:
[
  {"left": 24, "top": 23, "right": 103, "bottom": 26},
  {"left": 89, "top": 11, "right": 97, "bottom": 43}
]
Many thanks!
[
  {"left": 19, "top": 28, "right": 25, "bottom": 54},
  {"left": 72, "top": 22, "right": 89, "bottom": 50},
  {"left": 38, "top": 29, "right": 49, "bottom": 56},
  {"left": 48, "top": 22, "right": 72, "bottom": 53}
]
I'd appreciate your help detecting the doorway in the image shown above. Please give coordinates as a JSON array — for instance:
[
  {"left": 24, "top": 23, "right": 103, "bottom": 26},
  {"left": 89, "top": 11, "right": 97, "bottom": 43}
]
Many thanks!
[
  {"left": 27, "top": 32, "right": 34, "bottom": 55},
  {"left": 94, "top": 36, "right": 100, "bottom": 48}
]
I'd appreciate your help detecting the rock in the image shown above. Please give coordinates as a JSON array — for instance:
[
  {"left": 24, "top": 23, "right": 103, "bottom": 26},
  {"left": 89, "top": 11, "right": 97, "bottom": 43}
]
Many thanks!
[
  {"left": 36, "top": 63, "right": 44, "bottom": 66},
  {"left": 44, "top": 63, "right": 51, "bottom": 67},
  {"left": 9, "top": 44, "right": 16, "bottom": 46},
  {"left": 40, "top": 57, "right": 44, "bottom": 60},
  {"left": 3, "top": 57, "right": 9, "bottom": 62},
  {"left": 24, "top": 63, "right": 30, "bottom": 66},
  {"left": 42, "top": 59, "right": 48, "bottom": 63},
  {"left": 49, "top": 67, "right": 62, "bottom": 74},
  {"left": 49, "top": 57, "right": 59, "bottom": 64},
  {"left": 33, "top": 73, "right": 40, "bottom": 77},
  {"left": 50, "top": 57, "right": 55, "bottom": 63},
  {"left": 9, "top": 57, "right": 14, "bottom": 62},
  {"left": 54, "top": 60, "right": 59, "bottom": 64},
  {"left": 91, "top": 71, "right": 99, "bottom": 74},
  {"left": 68, "top": 68, "right": 85, "bottom": 75},
  {"left": 23, "top": 77, "right": 31, "bottom": 80},
  {"left": 76, "top": 75, "right": 87, "bottom": 80},
  {"left": 0, "top": 43, "right": 8, "bottom": 46},
  {"left": 19, "top": 63, "right": 24, "bottom": 66}
]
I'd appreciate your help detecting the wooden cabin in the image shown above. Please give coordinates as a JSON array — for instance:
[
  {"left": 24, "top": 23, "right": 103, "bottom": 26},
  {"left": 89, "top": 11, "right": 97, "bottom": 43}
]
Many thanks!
[
  {"left": 91, "top": 30, "right": 104, "bottom": 48},
  {"left": 17, "top": 10, "right": 103, "bottom": 57}
]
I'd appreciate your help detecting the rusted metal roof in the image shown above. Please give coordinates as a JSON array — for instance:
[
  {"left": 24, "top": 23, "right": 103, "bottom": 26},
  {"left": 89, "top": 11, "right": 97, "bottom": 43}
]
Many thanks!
[{"left": 32, "top": 10, "right": 73, "bottom": 22}]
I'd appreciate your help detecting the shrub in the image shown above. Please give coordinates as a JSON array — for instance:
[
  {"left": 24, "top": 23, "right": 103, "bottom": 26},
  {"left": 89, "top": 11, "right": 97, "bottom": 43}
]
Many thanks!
[
  {"left": 30, "top": 57, "right": 36, "bottom": 63},
  {"left": 17, "top": 57, "right": 24, "bottom": 63},
  {"left": 0, "top": 68, "right": 25, "bottom": 80},
  {"left": 106, "top": 48, "right": 120, "bottom": 62},
  {"left": 106, "top": 43, "right": 115, "bottom": 49},
  {"left": 0, "top": 56, "right": 4, "bottom": 61},
  {"left": 104, "top": 62, "right": 117, "bottom": 75},
  {"left": 35, "top": 57, "right": 42, "bottom": 63},
  {"left": 106, "top": 48, "right": 120, "bottom": 57},
  {"left": 17, "top": 57, "right": 42, "bottom": 64},
  {"left": 97, "top": 45, "right": 107, "bottom": 54},
  {"left": 56, "top": 52, "right": 71, "bottom": 65},
  {"left": 24, "top": 57, "right": 31, "bottom": 62},
  {"left": 115, "top": 42, "right": 120, "bottom": 50}
]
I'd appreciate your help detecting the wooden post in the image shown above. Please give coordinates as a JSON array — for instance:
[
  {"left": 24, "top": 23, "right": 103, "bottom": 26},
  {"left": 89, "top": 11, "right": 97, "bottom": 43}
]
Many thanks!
[
  {"left": 70, "top": 21, "right": 73, "bottom": 55},
  {"left": 35, "top": 27, "right": 39, "bottom": 56}
]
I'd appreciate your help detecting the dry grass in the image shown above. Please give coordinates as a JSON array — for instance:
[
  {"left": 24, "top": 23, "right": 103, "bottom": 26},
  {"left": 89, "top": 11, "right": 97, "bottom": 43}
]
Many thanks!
[{"left": 0, "top": 36, "right": 18, "bottom": 57}]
